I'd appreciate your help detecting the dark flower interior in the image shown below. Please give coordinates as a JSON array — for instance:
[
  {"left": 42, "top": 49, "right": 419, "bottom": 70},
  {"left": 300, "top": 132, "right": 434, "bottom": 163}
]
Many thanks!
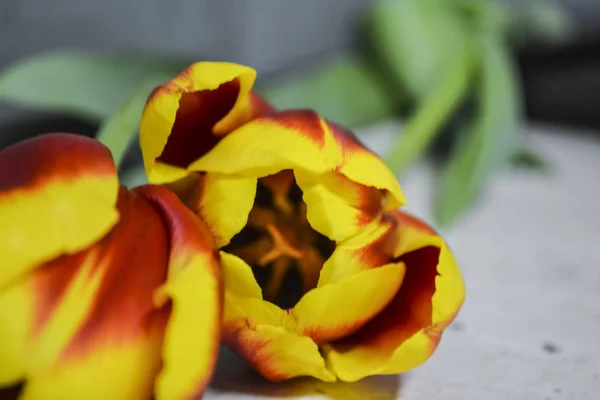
[
  {"left": 157, "top": 79, "right": 241, "bottom": 168},
  {"left": 222, "top": 170, "right": 335, "bottom": 309}
]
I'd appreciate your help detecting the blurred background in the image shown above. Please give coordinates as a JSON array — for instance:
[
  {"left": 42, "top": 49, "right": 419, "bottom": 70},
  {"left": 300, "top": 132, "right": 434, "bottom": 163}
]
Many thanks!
[{"left": 0, "top": 0, "right": 596, "bottom": 224}]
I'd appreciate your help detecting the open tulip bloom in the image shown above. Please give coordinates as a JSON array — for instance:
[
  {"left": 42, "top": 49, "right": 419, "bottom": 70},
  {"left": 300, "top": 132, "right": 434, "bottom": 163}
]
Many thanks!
[{"left": 0, "top": 61, "right": 465, "bottom": 398}]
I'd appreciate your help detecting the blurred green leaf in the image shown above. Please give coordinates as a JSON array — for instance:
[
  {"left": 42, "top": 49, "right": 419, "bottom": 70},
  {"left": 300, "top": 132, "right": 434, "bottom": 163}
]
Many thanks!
[
  {"left": 96, "top": 85, "right": 155, "bottom": 168},
  {"left": 258, "top": 57, "right": 397, "bottom": 128},
  {"left": 456, "top": 0, "right": 511, "bottom": 35},
  {"left": 435, "top": 34, "right": 523, "bottom": 226},
  {"left": 0, "top": 52, "right": 192, "bottom": 119},
  {"left": 369, "top": 0, "right": 467, "bottom": 100},
  {"left": 384, "top": 35, "right": 474, "bottom": 173},
  {"left": 511, "top": 148, "right": 550, "bottom": 171},
  {"left": 507, "top": 0, "right": 574, "bottom": 46},
  {"left": 120, "top": 164, "right": 149, "bottom": 188}
]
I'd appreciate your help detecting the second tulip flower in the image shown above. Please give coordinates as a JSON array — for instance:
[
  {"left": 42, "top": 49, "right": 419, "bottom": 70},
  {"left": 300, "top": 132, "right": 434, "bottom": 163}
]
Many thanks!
[{"left": 140, "top": 62, "right": 466, "bottom": 383}]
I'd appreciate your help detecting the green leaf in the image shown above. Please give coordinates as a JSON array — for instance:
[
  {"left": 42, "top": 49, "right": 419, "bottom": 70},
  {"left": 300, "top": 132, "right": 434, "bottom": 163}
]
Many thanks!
[
  {"left": 384, "top": 35, "right": 474, "bottom": 174},
  {"left": 120, "top": 164, "right": 149, "bottom": 188},
  {"left": 96, "top": 84, "right": 155, "bottom": 168},
  {"left": 368, "top": 0, "right": 468, "bottom": 100},
  {"left": 455, "top": 0, "right": 510, "bottom": 31},
  {"left": 0, "top": 51, "right": 193, "bottom": 119},
  {"left": 435, "top": 34, "right": 523, "bottom": 226},
  {"left": 506, "top": 0, "right": 574, "bottom": 47},
  {"left": 257, "top": 57, "right": 397, "bottom": 128}
]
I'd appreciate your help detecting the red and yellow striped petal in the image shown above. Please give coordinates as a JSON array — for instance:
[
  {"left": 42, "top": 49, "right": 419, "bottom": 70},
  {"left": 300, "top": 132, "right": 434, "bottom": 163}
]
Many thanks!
[
  {"left": 318, "top": 213, "right": 399, "bottom": 286},
  {"left": 187, "top": 110, "right": 404, "bottom": 239},
  {"left": 188, "top": 112, "right": 402, "bottom": 200},
  {"left": 291, "top": 263, "right": 405, "bottom": 344},
  {"left": 136, "top": 185, "right": 222, "bottom": 400},
  {"left": 140, "top": 62, "right": 273, "bottom": 185},
  {"left": 0, "top": 133, "right": 119, "bottom": 289},
  {"left": 224, "top": 325, "right": 335, "bottom": 383},
  {"left": 1, "top": 182, "right": 222, "bottom": 398},
  {"left": 328, "top": 122, "right": 404, "bottom": 212},
  {"left": 219, "top": 252, "right": 335, "bottom": 382},
  {"left": 0, "top": 187, "right": 170, "bottom": 397},
  {"left": 294, "top": 170, "right": 385, "bottom": 242},
  {"left": 324, "top": 211, "right": 466, "bottom": 382}
]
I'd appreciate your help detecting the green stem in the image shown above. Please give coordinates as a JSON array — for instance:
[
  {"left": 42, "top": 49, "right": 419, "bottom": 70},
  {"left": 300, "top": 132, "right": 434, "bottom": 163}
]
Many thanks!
[
  {"left": 385, "top": 42, "right": 474, "bottom": 174},
  {"left": 96, "top": 85, "right": 154, "bottom": 169}
]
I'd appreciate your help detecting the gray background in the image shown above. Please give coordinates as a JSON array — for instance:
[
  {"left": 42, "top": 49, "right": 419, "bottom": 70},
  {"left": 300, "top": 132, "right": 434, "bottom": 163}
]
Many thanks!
[
  {"left": 1, "top": 0, "right": 598, "bottom": 73},
  {"left": 0, "top": 0, "right": 372, "bottom": 74}
]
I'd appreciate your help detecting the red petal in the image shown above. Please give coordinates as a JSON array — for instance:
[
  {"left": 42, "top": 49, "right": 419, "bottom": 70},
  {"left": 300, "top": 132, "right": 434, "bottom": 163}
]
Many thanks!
[
  {"left": 157, "top": 79, "right": 241, "bottom": 168},
  {"left": 0, "top": 133, "right": 116, "bottom": 193}
]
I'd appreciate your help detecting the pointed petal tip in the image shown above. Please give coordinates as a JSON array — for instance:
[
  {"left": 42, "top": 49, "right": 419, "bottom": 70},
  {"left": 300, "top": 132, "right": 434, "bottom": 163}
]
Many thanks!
[{"left": 140, "top": 61, "right": 272, "bottom": 185}]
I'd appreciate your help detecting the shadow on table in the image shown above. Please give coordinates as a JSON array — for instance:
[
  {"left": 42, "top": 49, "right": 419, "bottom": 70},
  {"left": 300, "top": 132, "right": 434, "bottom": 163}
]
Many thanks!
[{"left": 210, "top": 347, "right": 403, "bottom": 399}]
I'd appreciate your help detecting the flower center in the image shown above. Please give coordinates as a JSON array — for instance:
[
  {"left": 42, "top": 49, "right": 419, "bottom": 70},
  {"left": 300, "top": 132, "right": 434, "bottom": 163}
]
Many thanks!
[{"left": 223, "top": 170, "right": 334, "bottom": 309}]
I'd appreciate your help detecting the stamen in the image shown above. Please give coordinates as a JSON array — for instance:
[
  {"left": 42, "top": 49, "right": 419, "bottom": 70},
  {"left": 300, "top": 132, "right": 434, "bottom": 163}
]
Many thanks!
[{"left": 258, "top": 223, "right": 304, "bottom": 265}]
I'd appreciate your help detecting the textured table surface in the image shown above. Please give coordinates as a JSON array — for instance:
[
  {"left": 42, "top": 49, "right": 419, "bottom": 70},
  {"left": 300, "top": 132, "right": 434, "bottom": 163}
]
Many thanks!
[{"left": 205, "top": 123, "right": 600, "bottom": 400}]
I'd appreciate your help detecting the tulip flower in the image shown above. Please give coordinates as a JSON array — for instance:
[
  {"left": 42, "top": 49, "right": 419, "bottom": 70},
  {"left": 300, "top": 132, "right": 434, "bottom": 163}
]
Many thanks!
[
  {"left": 140, "top": 61, "right": 466, "bottom": 382},
  {"left": 0, "top": 133, "right": 221, "bottom": 399}
]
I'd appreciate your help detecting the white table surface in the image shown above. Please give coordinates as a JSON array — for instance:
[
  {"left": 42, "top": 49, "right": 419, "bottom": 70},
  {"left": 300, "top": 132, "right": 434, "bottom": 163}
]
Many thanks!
[{"left": 205, "top": 122, "right": 600, "bottom": 400}]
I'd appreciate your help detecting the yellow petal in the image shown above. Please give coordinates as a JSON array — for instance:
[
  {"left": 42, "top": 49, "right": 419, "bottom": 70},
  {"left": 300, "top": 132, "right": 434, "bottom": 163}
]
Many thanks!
[
  {"left": 220, "top": 251, "right": 262, "bottom": 299},
  {"left": 19, "top": 334, "right": 164, "bottom": 400},
  {"left": 220, "top": 252, "right": 291, "bottom": 329},
  {"left": 292, "top": 263, "right": 405, "bottom": 344},
  {"left": 0, "top": 133, "right": 119, "bottom": 289},
  {"left": 324, "top": 211, "right": 465, "bottom": 382},
  {"left": 136, "top": 185, "right": 223, "bottom": 400},
  {"left": 174, "top": 172, "right": 257, "bottom": 247},
  {"left": 140, "top": 61, "right": 272, "bottom": 184}
]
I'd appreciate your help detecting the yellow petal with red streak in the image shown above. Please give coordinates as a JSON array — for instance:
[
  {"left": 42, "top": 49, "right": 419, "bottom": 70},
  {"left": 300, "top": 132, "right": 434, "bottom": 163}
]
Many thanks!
[
  {"left": 0, "top": 133, "right": 119, "bottom": 289},
  {"left": 188, "top": 111, "right": 404, "bottom": 212},
  {"left": 136, "top": 185, "right": 222, "bottom": 400},
  {"left": 318, "top": 213, "right": 398, "bottom": 286},
  {"left": 292, "top": 263, "right": 405, "bottom": 344},
  {"left": 324, "top": 211, "right": 465, "bottom": 382},
  {"left": 328, "top": 122, "right": 404, "bottom": 211},
  {"left": 0, "top": 187, "right": 170, "bottom": 397},
  {"left": 224, "top": 325, "right": 335, "bottom": 383},
  {"left": 188, "top": 110, "right": 335, "bottom": 177},
  {"left": 140, "top": 62, "right": 272, "bottom": 184},
  {"left": 0, "top": 254, "right": 105, "bottom": 386},
  {"left": 294, "top": 170, "right": 385, "bottom": 242},
  {"left": 220, "top": 252, "right": 334, "bottom": 382},
  {"left": 381, "top": 235, "right": 464, "bottom": 375}
]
